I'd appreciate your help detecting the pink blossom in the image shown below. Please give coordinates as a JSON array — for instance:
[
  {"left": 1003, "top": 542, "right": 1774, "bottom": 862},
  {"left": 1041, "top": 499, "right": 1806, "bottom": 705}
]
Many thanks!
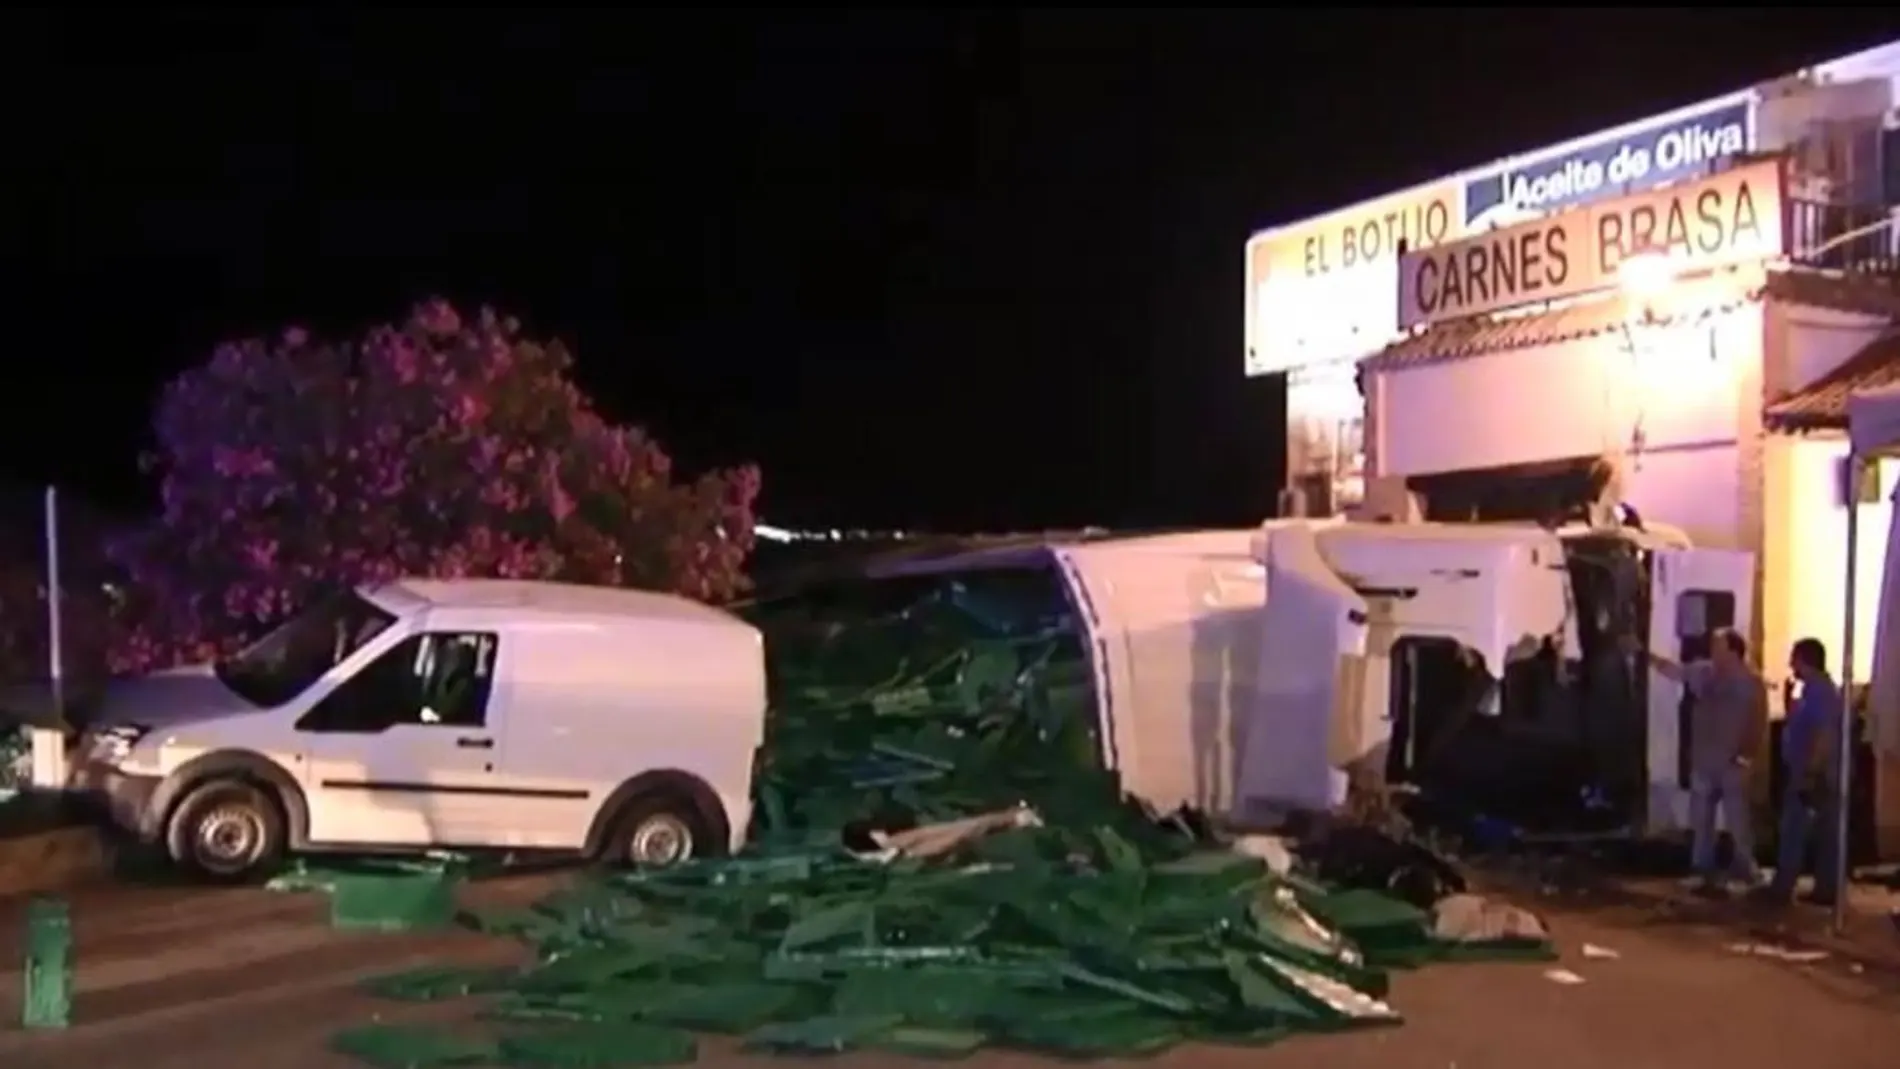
[
  {"left": 107, "top": 300, "right": 761, "bottom": 670},
  {"left": 240, "top": 538, "right": 279, "bottom": 570},
  {"left": 450, "top": 390, "right": 487, "bottom": 426}
]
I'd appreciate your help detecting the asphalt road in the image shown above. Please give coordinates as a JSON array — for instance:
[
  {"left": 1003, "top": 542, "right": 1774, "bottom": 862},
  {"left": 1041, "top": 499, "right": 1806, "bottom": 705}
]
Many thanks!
[{"left": 0, "top": 872, "right": 1896, "bottom": 1069}]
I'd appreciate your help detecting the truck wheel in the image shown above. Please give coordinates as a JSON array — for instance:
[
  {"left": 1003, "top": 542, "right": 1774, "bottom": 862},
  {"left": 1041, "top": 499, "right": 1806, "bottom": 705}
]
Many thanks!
[
  {"left": 605, "top": 795, "right": 711, "bottom": 868},
  {"left": 165, "top": 780, "right": 286, "bottom": 882}
]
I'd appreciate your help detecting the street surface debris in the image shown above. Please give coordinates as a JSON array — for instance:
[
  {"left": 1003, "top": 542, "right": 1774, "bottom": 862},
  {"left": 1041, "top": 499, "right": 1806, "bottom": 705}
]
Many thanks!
[
  {"left": 1726, "top": 942, "right": 1829, "bottom": 964},
  {"left": 304, "top": 580, "right": 1555, "bottom": 1066},
  {"left": 330, "top": 810, "right": 1552, "bottom": 1066}
]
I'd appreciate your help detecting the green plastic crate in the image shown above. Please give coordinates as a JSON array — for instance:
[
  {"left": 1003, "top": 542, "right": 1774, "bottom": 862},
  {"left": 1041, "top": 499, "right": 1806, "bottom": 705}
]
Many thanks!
[{"left": 328, "top": 863, "right": 459, "bottom": 932}]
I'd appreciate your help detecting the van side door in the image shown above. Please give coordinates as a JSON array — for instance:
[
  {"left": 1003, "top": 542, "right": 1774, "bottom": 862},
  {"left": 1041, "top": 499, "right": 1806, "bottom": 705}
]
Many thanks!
[
  {"left": 1646, "top": 547, "right": 1755, "bottom": 833},
  {"left": 294, "top": 631, "right": 503, "bottom": 848}
]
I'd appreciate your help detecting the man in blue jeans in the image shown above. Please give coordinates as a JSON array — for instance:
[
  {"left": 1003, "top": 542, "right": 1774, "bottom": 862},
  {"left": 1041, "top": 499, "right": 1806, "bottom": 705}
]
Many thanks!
[
  {"left": 1763, "top": 637, "right": 1845, "bottom": 907},
  {"left": 1629, "top": 628, "right": 1765, "bottom": 895}
]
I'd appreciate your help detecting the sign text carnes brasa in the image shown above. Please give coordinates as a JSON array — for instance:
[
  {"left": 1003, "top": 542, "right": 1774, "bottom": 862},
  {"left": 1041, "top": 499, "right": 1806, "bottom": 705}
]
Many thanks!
[
  {"left": 1396, "top": 159, "right": 1784, "bottom": 331},
  {"left": 1588, "top": 169, "right": 1766, "bottom": 277}
]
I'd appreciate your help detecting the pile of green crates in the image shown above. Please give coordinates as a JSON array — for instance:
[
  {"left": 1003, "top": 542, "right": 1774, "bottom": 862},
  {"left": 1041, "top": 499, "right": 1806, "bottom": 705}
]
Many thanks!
[{"left": 326, "top": 572, "right": 1554, "bottom": 1065}]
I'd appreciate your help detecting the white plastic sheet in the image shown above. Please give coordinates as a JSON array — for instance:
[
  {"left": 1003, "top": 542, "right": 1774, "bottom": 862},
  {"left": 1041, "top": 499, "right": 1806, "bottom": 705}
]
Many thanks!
[
  {"left": 1848, "top": 384, "right": 1900, "bottom": 457},
  {"left": 1848, "top": 386, "right": 1900, "bottom": 757}
]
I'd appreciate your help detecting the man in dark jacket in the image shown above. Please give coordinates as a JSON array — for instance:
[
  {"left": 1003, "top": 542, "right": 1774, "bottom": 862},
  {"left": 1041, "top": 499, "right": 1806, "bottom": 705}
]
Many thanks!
[{"left": 1763, "top": 637, "right": 1845, "bottom": 907}]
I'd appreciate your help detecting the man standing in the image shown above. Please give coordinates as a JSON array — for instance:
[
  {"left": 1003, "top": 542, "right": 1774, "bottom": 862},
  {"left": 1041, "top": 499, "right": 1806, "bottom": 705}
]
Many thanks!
[
  {"left": 1626, "top": 628, "right": 1765, "bottom": 895},
  {"left": 1763, "top": 637, "right": 1845, "bottom": 907}
]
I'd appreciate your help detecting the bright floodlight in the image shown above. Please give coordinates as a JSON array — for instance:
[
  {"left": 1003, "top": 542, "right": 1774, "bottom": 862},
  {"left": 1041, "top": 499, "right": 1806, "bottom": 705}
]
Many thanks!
[{"left": 1618, "top": 250, "right": 1674, "bottom": 304}]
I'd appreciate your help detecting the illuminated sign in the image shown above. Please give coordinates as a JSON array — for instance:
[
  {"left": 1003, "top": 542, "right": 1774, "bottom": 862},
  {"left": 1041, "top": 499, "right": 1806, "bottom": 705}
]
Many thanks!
[
  {"left": 1398, "top": 159, "right": 1783, "bottom": 331},
  {"left": 1246, "top": 181, "right": 1465, "bottom": 377},
  {"left": 1464, "top": 98, "right": 1752, "bottom": 229}
]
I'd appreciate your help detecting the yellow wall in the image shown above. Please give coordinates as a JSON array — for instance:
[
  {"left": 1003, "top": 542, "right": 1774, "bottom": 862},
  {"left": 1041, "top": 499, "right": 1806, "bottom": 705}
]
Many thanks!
[{"left": 1761, "top": 435, "right": 1896, "bottom": 703}]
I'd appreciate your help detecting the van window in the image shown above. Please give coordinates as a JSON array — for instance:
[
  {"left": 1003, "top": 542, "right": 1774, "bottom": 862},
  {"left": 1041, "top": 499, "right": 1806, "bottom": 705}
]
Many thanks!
[
  {"left": 297, "top": 632, "right": 498, "bottom": 733},
  {"left": 415, "top": 633, "right": 496, "bottom": 727},
  {"left": 215, "top": 591, "right": 397, "bottom": 708}
]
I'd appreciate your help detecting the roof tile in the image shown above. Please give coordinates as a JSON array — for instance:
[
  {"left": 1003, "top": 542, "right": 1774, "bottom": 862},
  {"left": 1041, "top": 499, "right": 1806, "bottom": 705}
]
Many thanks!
[
  {"left": 1764, "top": 330, "right": 1900, "bottom": 430},
  {"left": 1364, "top": 268, "right": 1900, "bottom": 375},
  {"left": 1364, "top": 273, "right": 1759, "bottom": 372}
]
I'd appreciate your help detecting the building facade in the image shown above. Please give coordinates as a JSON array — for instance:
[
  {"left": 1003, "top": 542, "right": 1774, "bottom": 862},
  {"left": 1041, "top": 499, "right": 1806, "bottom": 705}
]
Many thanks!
[
  {"left": 1245, "top": 39, "right": 1900, "bottom": 850},
  {"left": 1248, "top": 40, "right": 1900, "bottom": 519}
]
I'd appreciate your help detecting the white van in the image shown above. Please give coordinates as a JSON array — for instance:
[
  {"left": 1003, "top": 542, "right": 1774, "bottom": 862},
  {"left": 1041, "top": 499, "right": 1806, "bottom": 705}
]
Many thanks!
[{"left": 72, "top": 579, "right": 767, "bottom": 879}]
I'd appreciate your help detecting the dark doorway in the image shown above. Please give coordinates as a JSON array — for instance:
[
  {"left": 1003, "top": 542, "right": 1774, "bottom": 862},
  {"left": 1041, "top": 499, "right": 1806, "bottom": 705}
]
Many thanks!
[{"left": 1406, "top": 455, "right": 1612, "bottom": 525}]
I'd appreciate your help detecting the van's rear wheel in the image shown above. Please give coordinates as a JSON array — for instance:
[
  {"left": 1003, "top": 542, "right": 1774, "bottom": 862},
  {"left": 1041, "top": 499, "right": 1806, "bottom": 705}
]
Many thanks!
[
  {"left": 166, "top": 780, "right": 286, "bottom": 882},
  {"left": 605, "top": 796, "right": 710, "bottom": 868}
]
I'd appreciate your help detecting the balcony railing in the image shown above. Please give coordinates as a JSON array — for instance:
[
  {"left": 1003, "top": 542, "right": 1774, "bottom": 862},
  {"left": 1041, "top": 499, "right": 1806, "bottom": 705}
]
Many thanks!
[{"left": 1787, "top": 198, "right": 1900, "bottom": 275}]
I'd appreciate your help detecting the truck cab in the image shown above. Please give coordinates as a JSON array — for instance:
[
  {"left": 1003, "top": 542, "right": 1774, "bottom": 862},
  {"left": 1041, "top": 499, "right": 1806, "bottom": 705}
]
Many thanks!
[
  {"left": 74, "top": 579, "right": 767, "bottom": 879},
  {"left": 1242, "top": 519, "right": 1754, "bottom": 838}
]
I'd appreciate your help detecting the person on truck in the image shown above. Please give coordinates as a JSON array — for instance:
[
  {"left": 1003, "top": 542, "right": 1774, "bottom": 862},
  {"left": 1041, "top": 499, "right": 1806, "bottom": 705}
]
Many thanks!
[
  {"left": 1762, "top": 637, "right": 1844, "bottom": 908},
  {"left": 1624, "top": 628, "right": 1765, "bottom": 896}
]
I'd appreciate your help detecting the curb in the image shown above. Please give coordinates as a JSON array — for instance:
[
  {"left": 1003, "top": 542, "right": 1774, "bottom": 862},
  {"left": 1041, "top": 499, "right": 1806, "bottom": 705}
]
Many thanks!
[{"left": 0, "top": 825, "right": 110, "bottom": 899}]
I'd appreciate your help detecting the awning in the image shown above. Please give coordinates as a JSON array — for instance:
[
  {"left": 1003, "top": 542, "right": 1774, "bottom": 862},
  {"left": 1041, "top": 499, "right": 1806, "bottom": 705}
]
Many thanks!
[
  {"left": 1365, "top": 268, "right": 1900, "bottom": 375},
  {"left": 1765, "top": 330, "right": 1900, "bottom": 432}
]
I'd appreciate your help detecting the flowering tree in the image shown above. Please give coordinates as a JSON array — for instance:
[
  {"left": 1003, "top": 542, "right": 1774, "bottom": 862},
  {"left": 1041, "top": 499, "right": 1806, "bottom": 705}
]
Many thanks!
[{"left": 111, "top": 300, "right": 760, "bottom": 672}]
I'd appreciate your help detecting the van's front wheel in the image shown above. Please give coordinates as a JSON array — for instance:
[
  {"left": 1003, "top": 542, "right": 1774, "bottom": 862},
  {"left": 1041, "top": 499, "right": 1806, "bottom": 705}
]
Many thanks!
[
  {"left": 605, "top": 797, "right": 709, "bottom": 868},
  {"left": 166, "top": 780, "right": 286, "bottom": 882}
]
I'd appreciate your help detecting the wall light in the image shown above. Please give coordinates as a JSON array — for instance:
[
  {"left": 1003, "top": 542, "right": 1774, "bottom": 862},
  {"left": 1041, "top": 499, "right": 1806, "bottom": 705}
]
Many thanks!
[{"left": 1617, "top": 250, "right": 1676, "bottom": 320}]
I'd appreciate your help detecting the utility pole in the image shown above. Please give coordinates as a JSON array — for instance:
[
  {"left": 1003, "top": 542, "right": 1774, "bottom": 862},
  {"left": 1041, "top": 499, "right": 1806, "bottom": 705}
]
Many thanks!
[{"left": 32, "top": 486, "right": 67, "bottom": 789}]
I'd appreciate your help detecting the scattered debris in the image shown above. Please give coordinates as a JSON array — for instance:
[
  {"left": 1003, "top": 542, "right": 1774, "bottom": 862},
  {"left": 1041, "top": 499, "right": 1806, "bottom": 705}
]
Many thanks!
[
  {"left": 332, "top": 1025, "right": 505, "bottom": 1069},
  {"left": 1230, "top": 834, "right": 1296, "bottom": 875},
  {"left": 740, "top": 580, "right": 1112, "bottom": 849},
  {"left": 1296, "top": 823, "right": 1470, "bottom": 910},
  {"left": 269, "top": 856, "right": 468, "bottom": 932},
  {"left": 864, "top": 805, "right": 1041, "bottom": 861},
  {"left": 1431, "top": 894, "right": 1549, "bottom": 944},
  {"left": 1726, "top": 942, "right": 1829, "bottom": 964},
  {"left": 348, "top": 817, "right": 1546, "bottom": 1064},
  {"left": 20, "top": 897, "right": 71, "bottom": 1029},
  {"left": 328, "top": 580, "right": 1558, "bottom": 1064}
]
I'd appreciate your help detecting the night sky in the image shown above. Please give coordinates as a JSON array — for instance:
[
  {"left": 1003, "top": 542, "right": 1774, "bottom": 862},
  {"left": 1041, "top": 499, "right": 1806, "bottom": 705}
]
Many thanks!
[{"left": 8, "top": 10, "right": 1900, "bottom": 531}]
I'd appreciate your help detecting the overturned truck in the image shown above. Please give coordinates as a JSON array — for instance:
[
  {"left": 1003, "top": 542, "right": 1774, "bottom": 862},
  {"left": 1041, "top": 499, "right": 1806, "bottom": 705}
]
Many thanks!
[
  {"left": 752, "top": 520, "right": 1752, "bottom": 843},
  {"left": 1249, "top": 520, "right": 1752, "bottom": 839},
  {"left": 739, "top": 530, "right": 1271, "bottom": 838}
]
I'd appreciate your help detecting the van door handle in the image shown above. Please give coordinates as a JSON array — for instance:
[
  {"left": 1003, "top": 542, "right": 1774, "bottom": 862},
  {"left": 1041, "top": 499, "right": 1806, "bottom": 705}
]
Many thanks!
[{"left": 456, "top": 737, "right": 494, "bottom": 750}]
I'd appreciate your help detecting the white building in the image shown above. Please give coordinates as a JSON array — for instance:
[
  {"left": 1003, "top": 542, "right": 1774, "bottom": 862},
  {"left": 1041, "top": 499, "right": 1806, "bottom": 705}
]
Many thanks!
[
  {"left": 1247, "top": 40, "right": 1900, "bottom": 852},
  {"left": 1249, "top": 41, "right": 1900, "bottom": 517}
]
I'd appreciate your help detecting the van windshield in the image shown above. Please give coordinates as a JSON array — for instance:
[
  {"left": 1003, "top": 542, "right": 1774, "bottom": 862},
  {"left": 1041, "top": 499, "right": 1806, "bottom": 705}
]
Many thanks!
[{"left": 214, "top": 591, "right": 398, "bottom": 708}]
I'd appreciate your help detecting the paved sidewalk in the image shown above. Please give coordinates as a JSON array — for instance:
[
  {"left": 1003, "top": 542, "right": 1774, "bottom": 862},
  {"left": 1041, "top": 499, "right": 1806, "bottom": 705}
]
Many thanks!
[{"left": 1461, "top": 844, "right": 1900, "bottom": 976}]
